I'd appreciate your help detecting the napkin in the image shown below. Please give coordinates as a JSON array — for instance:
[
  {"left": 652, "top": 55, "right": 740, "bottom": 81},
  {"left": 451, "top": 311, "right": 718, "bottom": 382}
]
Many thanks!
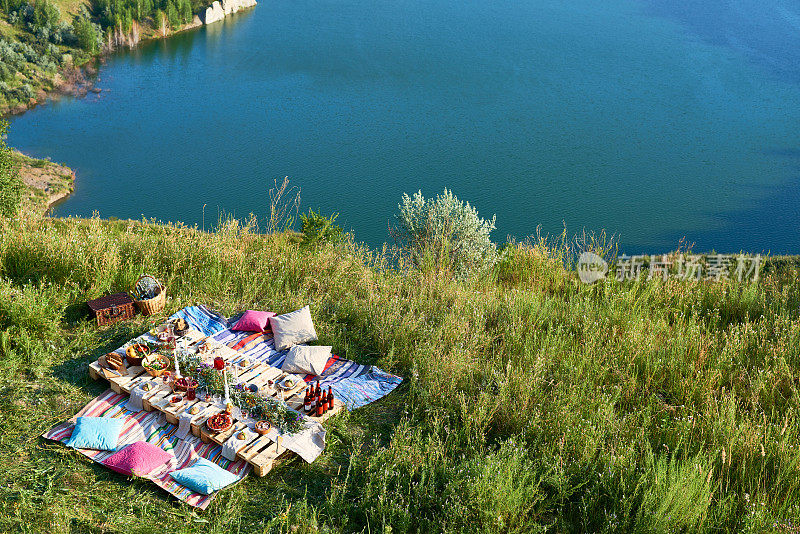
[{"left": 221, "top": 427, "right": 259, "bottom": 461}]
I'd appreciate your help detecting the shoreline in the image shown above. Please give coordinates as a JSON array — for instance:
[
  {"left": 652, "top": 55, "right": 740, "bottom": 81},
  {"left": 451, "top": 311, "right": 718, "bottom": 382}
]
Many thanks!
[
  {"left": 4, "top": 1, "right": 257, "bottom": 213},
  {"left": 1, "top": 1, "right": 256, "bottom": 120},
  {"left": 13, "top": 150, "right": 77, "bottom": 216},
  {"left": 0, "top": 57, "right": 102, "bottom": 119}
]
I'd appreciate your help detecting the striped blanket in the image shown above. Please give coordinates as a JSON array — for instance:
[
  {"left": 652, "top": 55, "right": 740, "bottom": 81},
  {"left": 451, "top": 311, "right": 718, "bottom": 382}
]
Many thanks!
[
  {"left": 43, "top": 305, "right": 401, "bottom": 508},
  {"left": 42, "top": 389, "right": 249, "bottom": 509},
  {"left": 212, "top": 330, "right": 402, "bottom": 409},
  {"left": 164, "top": 305, "right": 400, "bottom": 408}
]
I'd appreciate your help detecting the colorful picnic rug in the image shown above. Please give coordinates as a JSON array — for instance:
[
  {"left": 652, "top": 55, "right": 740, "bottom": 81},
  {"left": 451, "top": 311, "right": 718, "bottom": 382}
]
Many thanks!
[
  {"left": 43, "top": 305, "right": 402, "bottom": 508},
  {"left": 43, "top": 389, "right": 250, "bottom": 509}
]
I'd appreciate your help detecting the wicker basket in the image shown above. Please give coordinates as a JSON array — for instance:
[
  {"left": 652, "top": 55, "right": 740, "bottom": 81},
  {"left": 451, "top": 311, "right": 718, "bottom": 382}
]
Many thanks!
[
  {"left": 87, "top": 293, "right": 136, "bottom": 326},
  {"left": 132, "top": 275, "right": 166, "bottom": 316}
]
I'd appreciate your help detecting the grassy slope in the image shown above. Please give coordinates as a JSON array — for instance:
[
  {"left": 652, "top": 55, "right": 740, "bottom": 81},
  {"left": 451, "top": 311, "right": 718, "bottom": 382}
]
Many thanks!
[
  {"left": 54, "top": 0, "right": 90, "bottom": 18},
  {"left": 1, "top": 215, "right": 800, "bottom": 533}
]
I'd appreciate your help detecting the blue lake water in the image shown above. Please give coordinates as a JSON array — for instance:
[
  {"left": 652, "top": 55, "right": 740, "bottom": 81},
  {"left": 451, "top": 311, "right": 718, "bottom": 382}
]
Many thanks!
[{"left": 10, "top": 0, "right": 800, "bottom": 253}]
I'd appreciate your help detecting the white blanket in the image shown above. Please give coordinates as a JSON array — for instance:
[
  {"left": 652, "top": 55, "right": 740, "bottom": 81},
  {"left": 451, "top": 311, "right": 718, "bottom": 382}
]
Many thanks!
[{"left": 125, "top": 384, "right": 147, "bottom": 412}]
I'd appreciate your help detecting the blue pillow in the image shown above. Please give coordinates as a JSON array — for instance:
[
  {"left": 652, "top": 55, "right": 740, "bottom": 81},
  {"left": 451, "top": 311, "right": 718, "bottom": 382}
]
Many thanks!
[
  {"left": 66, "top": 416, "right": 124, "bottom": 451},
  {"left": 170, "top": 458, "right": 239, "bottom": 495}
]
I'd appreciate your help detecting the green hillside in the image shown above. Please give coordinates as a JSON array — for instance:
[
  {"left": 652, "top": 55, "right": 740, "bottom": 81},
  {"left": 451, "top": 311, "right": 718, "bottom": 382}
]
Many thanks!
[{"left": 0, "top": 210, "right": 799, "bottom": 532}]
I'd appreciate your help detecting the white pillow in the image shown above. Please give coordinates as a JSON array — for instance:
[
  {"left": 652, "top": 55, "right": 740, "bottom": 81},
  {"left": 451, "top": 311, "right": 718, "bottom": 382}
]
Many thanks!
[
  {"left": 270, "top": 305, "right": 318, "bottom": 351},
  {"left": 281, "top": 345, "right": 331, "bottom": 376}
]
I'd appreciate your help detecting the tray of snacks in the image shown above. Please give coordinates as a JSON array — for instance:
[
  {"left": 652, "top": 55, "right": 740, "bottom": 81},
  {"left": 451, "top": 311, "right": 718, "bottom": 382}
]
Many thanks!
[{"left": 206, "top": 411, "right": 233, "bottom": 433}]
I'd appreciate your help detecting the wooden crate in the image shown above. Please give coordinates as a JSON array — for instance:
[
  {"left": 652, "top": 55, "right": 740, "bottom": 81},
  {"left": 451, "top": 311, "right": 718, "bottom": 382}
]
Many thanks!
[{"left": 89, "top": 331, "right": 344, "bottom": 477}]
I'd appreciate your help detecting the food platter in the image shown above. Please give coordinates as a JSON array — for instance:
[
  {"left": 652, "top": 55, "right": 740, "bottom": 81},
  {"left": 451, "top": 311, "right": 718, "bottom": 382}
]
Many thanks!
[{"left": 206, "top": 411, "right": 233, "bottom": 433}]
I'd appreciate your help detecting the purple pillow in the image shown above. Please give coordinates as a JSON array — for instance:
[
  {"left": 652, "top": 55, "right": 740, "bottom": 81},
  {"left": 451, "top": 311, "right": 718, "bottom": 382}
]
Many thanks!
[
  {"left": 231, "top": 310, "right": 276, "bottom": 332},
  {"left": 102, "top": 441, "right": 173, "bottom": 476}
]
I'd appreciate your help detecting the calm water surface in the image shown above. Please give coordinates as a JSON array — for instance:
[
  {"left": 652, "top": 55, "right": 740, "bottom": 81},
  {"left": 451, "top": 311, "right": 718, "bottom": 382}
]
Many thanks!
[{"left": 10, "top": 0, "right": 800, "bottom": 253}]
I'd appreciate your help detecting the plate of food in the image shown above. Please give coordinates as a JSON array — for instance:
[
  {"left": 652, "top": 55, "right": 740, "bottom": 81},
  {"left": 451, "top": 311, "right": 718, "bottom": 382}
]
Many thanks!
[
  {"left": 171, "top": 317, "right": 189, "bottom": 336},
  {"left": 278, "top": 375, "right": 302, "bottom": 390},
  {"left": 206, "top": 411, "right": 233, "bottom": 433}
]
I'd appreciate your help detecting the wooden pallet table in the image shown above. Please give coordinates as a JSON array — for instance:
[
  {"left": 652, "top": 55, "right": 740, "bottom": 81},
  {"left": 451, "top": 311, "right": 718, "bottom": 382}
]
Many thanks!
[{"left": 88, "top": 331, "right": 344, "bottom": 477}]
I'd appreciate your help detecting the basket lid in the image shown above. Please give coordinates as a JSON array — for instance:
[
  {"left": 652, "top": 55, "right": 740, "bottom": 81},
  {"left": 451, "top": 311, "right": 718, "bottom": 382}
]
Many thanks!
[{"left": 87, "top": 292, "right": 134, "bottom": 312}]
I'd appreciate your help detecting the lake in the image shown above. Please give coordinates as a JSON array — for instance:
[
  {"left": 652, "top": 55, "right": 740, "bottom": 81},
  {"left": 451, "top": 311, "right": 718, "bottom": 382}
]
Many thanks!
[{"left": 10, "top": 0, "right": 800, "bottom": 253}]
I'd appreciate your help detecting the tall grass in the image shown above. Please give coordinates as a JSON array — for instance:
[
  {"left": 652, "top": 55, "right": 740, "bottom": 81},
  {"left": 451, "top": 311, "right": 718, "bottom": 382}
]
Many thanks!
[{"left": 1, "top": 213, "right": 800, "bottom": 532}]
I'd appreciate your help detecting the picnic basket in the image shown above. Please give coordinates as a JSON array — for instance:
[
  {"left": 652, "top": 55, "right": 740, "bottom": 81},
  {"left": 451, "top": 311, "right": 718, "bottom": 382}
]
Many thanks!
[
  {"left": 132, "top": 275, "right": 166, "bottom": 316},
  {"left": 87, "top": 293, "right": 136, "bottom": 326}
]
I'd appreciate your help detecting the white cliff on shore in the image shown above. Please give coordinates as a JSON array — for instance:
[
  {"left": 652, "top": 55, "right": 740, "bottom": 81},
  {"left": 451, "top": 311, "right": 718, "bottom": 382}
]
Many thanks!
[{"left": 202, "top": 0, "right": 257, "bottom": 24}]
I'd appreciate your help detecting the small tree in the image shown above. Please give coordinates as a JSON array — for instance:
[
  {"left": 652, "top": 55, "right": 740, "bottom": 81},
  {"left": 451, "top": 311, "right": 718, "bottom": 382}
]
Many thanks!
[
  {"left": 165, "top": 0, "right": 179, "bottom": 29},
  {"left": 393, "top": 189, "right": 497, "bottom": 278},
  {"left": 72, "top": 16, "right": 102, "bottom": 53},
  {"left": 0, "top": 120, "right": 23, "bottom": 217},
  {"left": 299, "top": 209, "right": 343, "bottom": 248}
]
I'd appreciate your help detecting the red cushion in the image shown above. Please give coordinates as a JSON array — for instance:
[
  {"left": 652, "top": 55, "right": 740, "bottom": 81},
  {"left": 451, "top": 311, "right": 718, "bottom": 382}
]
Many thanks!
[
  {"left": 231, "top": 310, "right": 276, "bottom": 332},
  {"left": 102, "top": 441, "right": 172, "bottom": 476}
]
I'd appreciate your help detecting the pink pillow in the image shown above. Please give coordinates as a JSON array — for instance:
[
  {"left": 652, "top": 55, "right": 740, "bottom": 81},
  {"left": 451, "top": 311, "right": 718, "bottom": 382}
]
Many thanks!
[
  {"left": 102, "top": 441, "right": 173, "bottom": 476},
  {"left": 231, "top": 310, "right": 276, "bottom": 332}
]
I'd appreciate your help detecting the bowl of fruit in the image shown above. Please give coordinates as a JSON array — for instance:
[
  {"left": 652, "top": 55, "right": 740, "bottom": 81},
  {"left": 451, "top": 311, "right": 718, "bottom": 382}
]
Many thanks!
[
  {"left": 206, "top": 410, "right": 233, "bottom": 433},
  {"left": 142, "top": 354, "right": 171, "bottom": 377},
  {"left": 125, "top": 343, "right": 151, "bottom": 366},
  {"left": 172, "top": 376, "right": 199, "bottom": 392}
]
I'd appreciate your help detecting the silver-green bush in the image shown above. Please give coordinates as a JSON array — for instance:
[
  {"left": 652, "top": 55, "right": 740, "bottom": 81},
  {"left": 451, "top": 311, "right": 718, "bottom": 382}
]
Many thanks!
[{"left": 393, "top": 188, "right": 497, "bottom": 278}]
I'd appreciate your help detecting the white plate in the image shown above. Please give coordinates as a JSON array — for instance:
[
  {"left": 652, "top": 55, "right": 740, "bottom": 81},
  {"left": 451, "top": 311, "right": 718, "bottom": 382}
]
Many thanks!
[{"left": 278, "top": 375, "right": 302, "bottom": 390}]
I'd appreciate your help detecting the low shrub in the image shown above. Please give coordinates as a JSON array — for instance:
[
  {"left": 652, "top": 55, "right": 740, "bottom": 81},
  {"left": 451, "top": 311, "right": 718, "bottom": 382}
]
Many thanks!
[
  {"left": 393, "top": 188, "right": 497, "bottom": 278},
  {"left": 299, "top": 209, "right": 344, "bottom": 248}
]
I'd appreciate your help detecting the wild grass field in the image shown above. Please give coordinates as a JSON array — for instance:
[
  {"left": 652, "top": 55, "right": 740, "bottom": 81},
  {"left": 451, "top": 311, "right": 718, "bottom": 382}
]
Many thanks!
[{"left": 1, "top": 213, "right": 800, "bottom": 533}]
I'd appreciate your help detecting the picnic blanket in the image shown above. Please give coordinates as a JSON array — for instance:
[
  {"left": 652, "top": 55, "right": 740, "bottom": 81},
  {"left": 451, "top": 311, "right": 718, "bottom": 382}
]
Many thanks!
[
  {"left": 43, "top": 304, "right": 401, "bottom": 508},
  {"left": 42, "top": 389, "right": 250, "bottom": 509},
  {"left": 212, "top": 330, "right": 402, "bottom": 409}
]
